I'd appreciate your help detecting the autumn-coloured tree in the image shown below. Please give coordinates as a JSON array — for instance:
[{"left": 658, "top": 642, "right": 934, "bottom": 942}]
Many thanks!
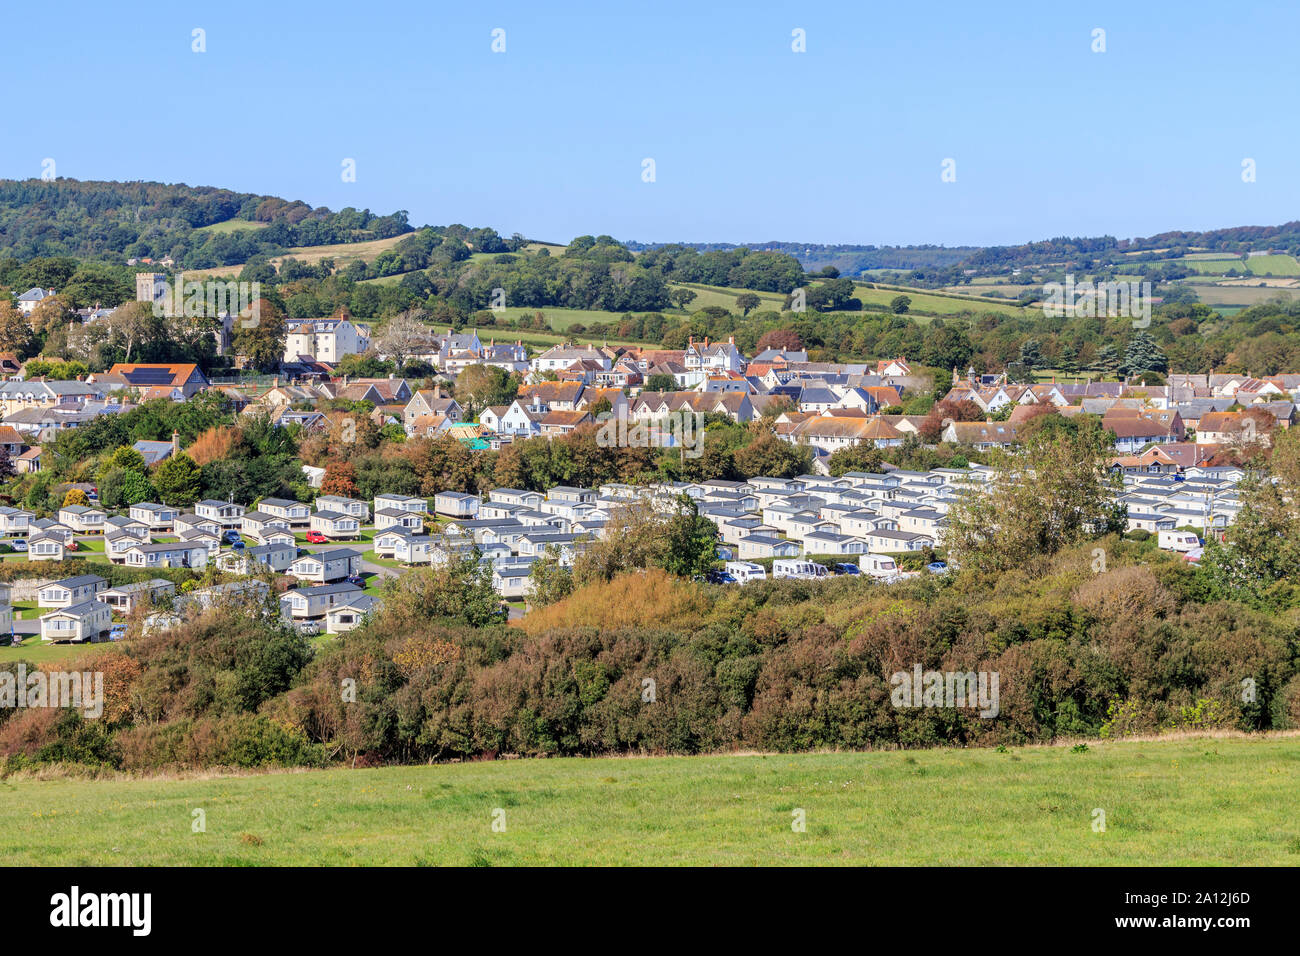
[
  {"left": 62, "top": 488, "right": 89, "bottom": 507},
  {"left": 320, "top": 460, "right": 359, "bottom": 498},
  {"left": 755, "top": 327, "right": 803, "bottom": 353},
  {"left": 186, "top": 425, "right": 241, "bottom": 466}
]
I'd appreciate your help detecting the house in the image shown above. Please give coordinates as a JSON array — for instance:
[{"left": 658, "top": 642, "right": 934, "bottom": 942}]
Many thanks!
[
  {"left": 26, "top": 533, "right": 66, "bottom": 561},
  {"left": 129, "top": 502, "right": 179, "bottom": 531},
  {"left": 289, "top": 547, "right": 363, "bottom": 583},
  {"left": 241, "top": 510, "right": 292, "bottom": 539},
  {"left": 374, "top": 493, "right": 428, "bottom": 515},
  {"left": 434, "top": 491, "right": 480, "bottom": 518},
  {"left": 173, "top": 580, "right": 271, "bottom": 615},
  {"left": 56, "top": 504, "right": 107, "bottom": 534},
  {"left": 133, "top": 434, "right": 179, "bottom": 465},
  {"left": 215, "top": 541, "right": 297, "bottom": 574},
  {"left": 106, "top": 531, "right": 145, "bottom": 563},
  {"left": 16, "top": 287, "right": 57, "bottom": 315},
  {"left": 374, "top": 507, "right": 425, "bottom": 533},
  {"left": 38, "top": 575, "right": 108, "bottom": 609},
  {"left": 101, "top": 363, "right": 210, "bottom": 400},
  {"left": 258, "top": 498, "right": 312, "bottom": 527},
  {"left": 309, "top": 510, "right": 361, "bottom": 539},
  {"left": 282, "top": 316, "right": 369, "bottom": 365},
  {"left": 325, "top": 594, "right": 380, "bottom": 634},
  {"left": 403, "top": 388, "right": 463, "bottom": 433},
  {"left": 174, "top": 513, "right": 223, "bottom": 537},
  {"left": 100, "top": 579, "right": 175, "bottom": 616},
  {"left": 104, "top": 515, "right": 150, "bottom": 539},
  {"left": 0, "top": 506, "right": 34, "bottom": 536},
  {"left": 388, "top": 532, "right": 436, "bottom": 565},
  {"left": 737, "top": 534, "right": 801, "bottom": 560},
  {"left": 195, "top": 499, "right": 247, "bottom": 528},
  {"left": 280, "top": 582, "right": 365, "bottom": 620},
  {"left": 495, "top": 562, "right": 538, "bottom": 598},
  {"left": 123, "top": 541, "right": 211, "bottom": 569},
  {"left": 315, "top": 495, "right": 369, "bottom": 521},
  {"left": 40, "top": 600, "right": 112, "bottom": 643}
]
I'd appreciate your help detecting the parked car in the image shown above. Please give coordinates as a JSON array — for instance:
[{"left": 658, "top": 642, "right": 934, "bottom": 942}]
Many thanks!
[
  {"left": 926, "top": 561, "right": 948, "bottom": 574},
  {"left": 230, "top": 538, "right": 246, "bottom": 551},
  {"left": 832, "top": 563, "right": 861, "bottom": 575},
  {"left": 346, "top": 574, "right": 365, "bottom": 587},
  {"left": 9, "top": 540, "right": 27, "bottom": 552},
  {"left": 66, "top": 540, "right": 78, "bottom": 551},
  {"left": 305, "top": 531, "right": 328, "bottom": 544},
  {"left": 295, "top": 621, "right": 320, "bottom": 636},
  {"left": 108, "top": 624, "right": 128, "bottom": 641}
]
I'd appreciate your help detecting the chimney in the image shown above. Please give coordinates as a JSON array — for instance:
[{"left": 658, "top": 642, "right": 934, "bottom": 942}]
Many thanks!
[
  {"left": 171, "top": 430, "right": 180, "bottom": 455},
  {"left": 273, "top": 376, "right": 279, "bottom": 388}
]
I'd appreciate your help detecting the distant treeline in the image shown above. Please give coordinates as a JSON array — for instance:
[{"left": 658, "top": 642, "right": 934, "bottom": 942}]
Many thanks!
[{"left": 0, "top": 179, "right": 411, "bottom": 268}]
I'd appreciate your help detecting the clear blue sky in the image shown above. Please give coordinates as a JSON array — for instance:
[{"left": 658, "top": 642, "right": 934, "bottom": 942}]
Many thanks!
[{"left": 5, "top": 0, "right": 1297, "bottom": 248}]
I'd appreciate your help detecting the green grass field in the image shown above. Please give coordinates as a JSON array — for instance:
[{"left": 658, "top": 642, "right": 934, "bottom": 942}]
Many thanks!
[
  {"left": 0, "top": 641, "right": 112, "bottom": 663},
  {"left": 4, "top": 735, "right": 1296, "bottom": 865}
]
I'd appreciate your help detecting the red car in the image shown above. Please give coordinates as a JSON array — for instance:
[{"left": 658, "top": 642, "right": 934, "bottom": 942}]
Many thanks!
[{"left": 305, "top": 531, "right": 328, "bottom": 544}]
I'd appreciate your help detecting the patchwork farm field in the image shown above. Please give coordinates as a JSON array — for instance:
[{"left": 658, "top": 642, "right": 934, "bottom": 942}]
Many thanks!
[{"left": 5, "top": 735, "right": 1297, "bottom": 865}]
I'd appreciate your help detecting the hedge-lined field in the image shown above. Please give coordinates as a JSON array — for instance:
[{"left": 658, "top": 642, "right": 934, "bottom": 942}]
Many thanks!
[{"left": 5, "top": 735, "right": 1297, "bottom": 865}]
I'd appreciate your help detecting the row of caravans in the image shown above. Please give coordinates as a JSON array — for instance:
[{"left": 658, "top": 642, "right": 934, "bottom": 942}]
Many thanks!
[{"left": 727, "top": 554, "right": 916, "bottom": 583}]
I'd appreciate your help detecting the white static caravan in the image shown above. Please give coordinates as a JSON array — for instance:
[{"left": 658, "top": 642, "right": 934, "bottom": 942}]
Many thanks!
[
  {"left": 725, "top": 561, "right": 767, "bottom": 584},
  {"left": 772, "top": 559, "right": 829, "bottom": 581}
]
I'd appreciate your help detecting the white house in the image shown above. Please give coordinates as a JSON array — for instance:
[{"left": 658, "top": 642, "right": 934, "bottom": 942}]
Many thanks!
[
  {"left": 309, "top": 510, "right": 361, "bottom": 539},
  {"left": 325, "top": 594, "right": 379, "bottom": 634},
  {"left": 434, "top": 491, "right": 480, "bottom": 518},
  {"left": 289, "top": 547, "right": 362, "bottom": 583},
  {"left": 315, "top": 495, "right": 369, "bottom": 521},
  {"left": 258, "top": 498, "right": 312, "bottom": 527},
  {"left": 38, "top": 574, "right": 107, "bottom": 609},
  {"left": 40, "top": 600, "right": 112, "bottom": 642},
  {"left": 130, "top": 502, "right": 179, "bottom": 531},
  {"left": 195, "top": 499, "right": 247, "bottom": 528}
]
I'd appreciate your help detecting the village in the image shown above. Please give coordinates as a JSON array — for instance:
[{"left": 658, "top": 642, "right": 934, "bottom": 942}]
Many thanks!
[{"left": 0, "top": 280, "right": 1278, "bottom": 647}]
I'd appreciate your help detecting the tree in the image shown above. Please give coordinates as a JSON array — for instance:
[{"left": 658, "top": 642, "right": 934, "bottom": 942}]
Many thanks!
[
  {"left": 944, "top": 415, "right": 1126, "bottom": 572},
  {"left": 732, "top": 425, "right": 812, "bottom": 479},
  {"left": 668, "top": 288, "right": 697, "bottom": 311},
  {"left": 373, "top": 310, "right": 432, "bottom": 368},
  {"left": 320, "top": 460, "right": 358, "bottom": 498},
  {"left": 827, "top": 443, "right": 883, "bottom": 477},
  {"left": 231, "top": 297, "right": 287, "bottom": 371},
  {"left": 1202, "top": 425, "right": 1300, "bottom": 609},
  {"left": 62, "top": 488, "right": 89, "bottom": 508},
  {"left": 1121, "top": 331, "right": 1168, "bottom": 376},
  {"left": 755, "top": 328, "right": 803, "bottom": 353},
  {"left": 527, "top": 547, "right": 575, "bottom": 608},
  {"left": 661, "top": 495, "right": 719, "bottom": 577},
  {"left": 645, "top": 373, "right": 678, "bottom": 392},
  {"left": 0, "top": 301, "right": 36, "bottom": 356},
  {"left": 890, "top": 295, "right": 912, "bottom": 314},
  {"left": 152, "top": 453, "right": 202, "bottom": 507},
  {"left": 98, "top": 467, "right": 155, "bottom": 509},
  {"left": 454, "top": 364, "right": 516, "bottom": 417},
  {"left": 104, "top": 301, "right": 166, "bottom": 364},
  {"left": 735, "top": 293, "right": 761, "bottom": 316}
]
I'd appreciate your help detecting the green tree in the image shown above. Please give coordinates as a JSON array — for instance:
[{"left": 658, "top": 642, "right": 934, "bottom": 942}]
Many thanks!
[
  {"left": 735, "top": 293, "right": 761, "bottom": 316},
  {"left": 944, "top": 415, "right": 1126, "bottom": 572},
  {"left": 661, "top": 495, "right": 719, "bottom": 577},
  {"left": 152, "top": 453, "right": 202, "bottom": 507}
]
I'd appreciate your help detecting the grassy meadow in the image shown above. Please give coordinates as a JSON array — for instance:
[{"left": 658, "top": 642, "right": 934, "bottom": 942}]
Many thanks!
[{"left": 4, "top": 735, "right": 1297, "bottom": 865}]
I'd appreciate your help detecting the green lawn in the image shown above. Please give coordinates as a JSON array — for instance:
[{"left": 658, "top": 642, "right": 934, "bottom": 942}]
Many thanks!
[
  {"left": 2, "top": 735, "right": 1296, "bottom": 865},
  {"left": 0, "top": 641, "right": 113, "bottom": 663}
]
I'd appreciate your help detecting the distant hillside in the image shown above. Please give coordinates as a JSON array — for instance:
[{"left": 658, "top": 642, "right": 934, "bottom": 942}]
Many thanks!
[
  {"left": 0, "top": 178, "right": 412, "bottom": 269},
  {"left": 625, "top": 240, "right": 977, "bottom": 276}
]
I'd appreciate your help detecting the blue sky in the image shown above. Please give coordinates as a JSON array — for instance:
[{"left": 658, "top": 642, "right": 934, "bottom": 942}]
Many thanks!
[{"left": 4, "top": 0, "right": 1297, "bottom": 247}]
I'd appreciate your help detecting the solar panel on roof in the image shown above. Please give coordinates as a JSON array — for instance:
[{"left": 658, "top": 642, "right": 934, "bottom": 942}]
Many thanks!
[{"left": 125, "top": 369, "right": 176, "bottom": 385}]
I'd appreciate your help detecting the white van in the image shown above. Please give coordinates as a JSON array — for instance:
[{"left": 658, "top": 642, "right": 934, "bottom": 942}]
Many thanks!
[
  {"left": 859, "top": 553, "right": 900, "bottom": 580},
  {"left": 773, "top": 559, "right": 829, "bottom": 580},
  {"left": 1158, "top": 530, "right": 1201, "bottom": 552},
  {"left": 725, "top": 561, "right": 766, "bottom": 584}
]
